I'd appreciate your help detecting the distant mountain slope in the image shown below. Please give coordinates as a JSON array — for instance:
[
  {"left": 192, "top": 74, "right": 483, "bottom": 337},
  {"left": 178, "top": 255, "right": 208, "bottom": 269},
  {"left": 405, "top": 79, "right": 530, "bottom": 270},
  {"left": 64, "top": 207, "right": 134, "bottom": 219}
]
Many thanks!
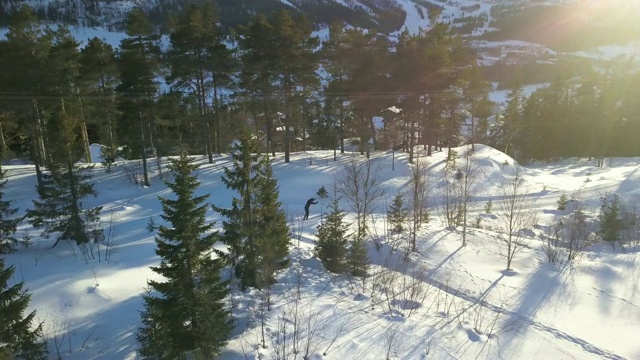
[{"left": 0, "top": 0, "right": 409, "bottom": 34}]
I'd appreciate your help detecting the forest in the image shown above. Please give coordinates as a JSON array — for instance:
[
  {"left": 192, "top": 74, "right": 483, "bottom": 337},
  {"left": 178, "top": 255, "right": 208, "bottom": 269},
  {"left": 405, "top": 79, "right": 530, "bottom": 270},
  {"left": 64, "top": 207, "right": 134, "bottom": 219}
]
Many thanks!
[
  {"left": 1, "top": 4, "right": 638, "bottom": 179},
  {"left": 1, "top": 3, "right": 640, "bottom": 358}
]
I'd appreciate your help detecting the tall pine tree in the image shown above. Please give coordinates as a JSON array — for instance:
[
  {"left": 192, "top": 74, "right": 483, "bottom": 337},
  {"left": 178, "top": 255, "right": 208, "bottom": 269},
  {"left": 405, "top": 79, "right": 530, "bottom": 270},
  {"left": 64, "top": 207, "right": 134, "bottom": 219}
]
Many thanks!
[
  {"left": 137, "top": 154, "right": 231, "bottom": 359},
  {"left": 79, "top": 37, "right": 120, "bottom": 170},
  {"left": 166, "top": 3, "right": 236, "bottom": 160},
  {"left": 117, "top": 8, "right": 161, "bottom": 186},
  {"left": 0, "top": 258, "right": 47, "bottom": 359}
]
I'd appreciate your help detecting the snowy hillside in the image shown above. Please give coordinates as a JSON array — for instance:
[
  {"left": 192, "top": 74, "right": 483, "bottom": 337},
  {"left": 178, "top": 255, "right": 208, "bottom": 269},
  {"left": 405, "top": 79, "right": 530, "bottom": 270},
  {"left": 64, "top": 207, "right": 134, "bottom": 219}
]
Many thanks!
[{"left": 3, "top": 145, "right": 640, "bottom": 359}]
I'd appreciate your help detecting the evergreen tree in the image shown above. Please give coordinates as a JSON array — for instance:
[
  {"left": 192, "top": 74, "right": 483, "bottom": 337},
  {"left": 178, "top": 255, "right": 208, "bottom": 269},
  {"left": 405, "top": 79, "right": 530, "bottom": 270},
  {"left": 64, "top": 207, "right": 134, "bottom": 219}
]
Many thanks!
[
  {"left": 237, "top": 10, "right": 319, "bottom": 161},
  {"left": 252, "top": 156, "right": 290, "bottom": 286},
  {"left": 0, "top": 7, "right": 54, "bottom": 188},
  {"left": 26, "top": 101, "right": 104, "bottom": 251},
  {"left": 315, "top": 189, "right": 349, "bottom": 273},
  {"left": 116, "top": 8, "right": 161, "bottom": 187},
  {"left": 494, "top": 87, "right": 525, "bottom": 160},
  {"left": 0, "top": 258, "right": 47, "bottom": 359},
  {"left": 215, "top": 133, "right": 290, "bottom": 289},
  {"left": 387, "top": 193, "right": 408, "bottom": 235},
  {"left": 599, "top": 194, "right": 623, "bottom": 247},
  {"left": 214, "top": 133, "right": 260, "bottom": 283},
  {"left": 237, "top": 14, "right": 280, "bottom": 157},
  {"left": 166, "top": 3, "right": 237, "bottom": 160},
  {"left": 0, "top": 171, "right": 21, "bottom": 254},
  {"left": 137, "top": 154, "right": 231, "bottom": 359},
  {"left": 79, "top": 37, "right": 120, "bottom": 170},
  {"left": 348, "top": 239, "right": 369, "bottom": 278}
]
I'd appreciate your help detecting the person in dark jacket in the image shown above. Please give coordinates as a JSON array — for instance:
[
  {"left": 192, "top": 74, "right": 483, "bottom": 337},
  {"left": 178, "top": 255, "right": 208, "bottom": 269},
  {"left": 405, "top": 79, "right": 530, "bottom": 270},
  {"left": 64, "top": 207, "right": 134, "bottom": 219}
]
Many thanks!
[{"left": 303, "top": 197, "right": 318, "bottom": 220}]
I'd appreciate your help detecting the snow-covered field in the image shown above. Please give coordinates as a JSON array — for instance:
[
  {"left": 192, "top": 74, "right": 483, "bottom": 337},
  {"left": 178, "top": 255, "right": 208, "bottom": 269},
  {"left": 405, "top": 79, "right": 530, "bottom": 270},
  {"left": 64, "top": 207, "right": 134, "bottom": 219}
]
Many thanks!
[{"left": 3, "top": 145, "right": 640, "bottom": 359}]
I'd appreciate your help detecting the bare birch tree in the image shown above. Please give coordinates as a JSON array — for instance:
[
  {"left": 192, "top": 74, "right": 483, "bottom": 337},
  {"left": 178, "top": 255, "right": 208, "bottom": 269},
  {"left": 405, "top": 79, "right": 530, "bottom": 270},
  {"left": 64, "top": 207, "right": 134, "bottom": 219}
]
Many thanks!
[
  {"left": 497, "top": 165, "right": 536, "bottom": 270},
  {"left": 458, "top": 146, "right": 481, "bottom": 246},
  {"left": 337, "top": 157, "right": 383, "bottom": 241},
  {"left": 408, "top": 158, "right": 430, "bottom": 253}
]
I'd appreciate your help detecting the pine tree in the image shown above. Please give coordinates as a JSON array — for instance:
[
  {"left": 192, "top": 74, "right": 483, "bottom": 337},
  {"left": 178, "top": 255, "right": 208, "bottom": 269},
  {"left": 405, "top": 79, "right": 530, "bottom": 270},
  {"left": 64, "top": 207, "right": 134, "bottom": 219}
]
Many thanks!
[
  {"left": 0, "top": 258, "right": 47, "bottom": 359},
  {"left": 116, "top": 8, "right": 161, "bottom": 187},
  {"left": 387, "top": 193, "right": 408, "bottom": 235},
  {"left": 137, "top": 154, "right": 231, "bottom": 359},
  {"left": 0, "top": 172, "right": 21, "bottom": 254},
  {"left": 315, "top": 189, "right": 349, "bottom": 273},
  {"left": 166, "top": 3, "right": 236, "bottom": 160},
  {"left": 0, "top": 7, "right": 54, "bottom": 188},
  {"left": 79, "top": 37, "right": 120, "bottom": 170},
  {"left": 26, "top": 101, "right": 104, "bottom": 252}
]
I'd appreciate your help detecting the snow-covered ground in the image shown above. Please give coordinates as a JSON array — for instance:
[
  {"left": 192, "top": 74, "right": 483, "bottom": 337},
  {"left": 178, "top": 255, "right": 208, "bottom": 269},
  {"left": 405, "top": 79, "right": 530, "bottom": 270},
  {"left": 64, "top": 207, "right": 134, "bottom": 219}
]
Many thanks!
[{"left": 3, "top": 144, "right": 640, "bottom": 359}]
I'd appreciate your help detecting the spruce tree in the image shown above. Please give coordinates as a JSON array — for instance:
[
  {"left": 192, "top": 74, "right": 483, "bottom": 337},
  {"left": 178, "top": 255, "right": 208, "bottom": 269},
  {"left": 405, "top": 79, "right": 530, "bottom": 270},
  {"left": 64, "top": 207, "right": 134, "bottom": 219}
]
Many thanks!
[
  {"left": 137, "top": 154, "right": 231, "bottom": 359},
  {"left": 0, "top": 258, "right": 47, "bottom": 359},
  {"left": 26, "top": 101, "right": 104, "bottom": 252},
  {"left": 348, "top": 239, "right": 369, "bottom": 278},
  {"left": 252, "top": 155, "right": 290, "bottom": 286},
  {"left": 214, "top": 133, "right": 260, "bottom": 286},
  {"left": 0, "top": 172, "right": 21, "bottom": 254},
  {"left": 215, "top": 133, "right": 290, "bottom": 289},
  {"left": 387, "top": 193, "right": 408, "bottom": 235},
  {"left": 599, "top": 194, "right": 623, "bottom": 247},
  {"left": 315, "top": 189, "right": 349, "bottom": 273}
]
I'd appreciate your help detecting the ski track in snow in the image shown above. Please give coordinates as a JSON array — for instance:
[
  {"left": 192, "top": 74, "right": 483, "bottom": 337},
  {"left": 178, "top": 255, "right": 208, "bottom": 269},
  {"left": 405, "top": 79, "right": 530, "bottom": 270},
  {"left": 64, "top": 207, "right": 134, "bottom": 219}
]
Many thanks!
[{"left": 415, "top": 262, "right": 627, "bottom": 360}]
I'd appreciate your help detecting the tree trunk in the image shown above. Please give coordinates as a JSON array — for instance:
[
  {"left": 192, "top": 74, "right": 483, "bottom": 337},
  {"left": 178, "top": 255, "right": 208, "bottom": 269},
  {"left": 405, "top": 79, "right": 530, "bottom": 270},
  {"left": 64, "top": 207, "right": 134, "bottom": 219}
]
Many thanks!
[
  {"left": 213, "top": 82, "right": 222, "bottom": 155},
  {"left": 77, "top": 94, "right": 92, "bottom": 163},
  {"left": 284, "top": 88, "right": 292, "bottom": 163},
  {"left": 0, "top": 121, "right": 6, "bottom": 172},
  {"left": 409, "top": 118, "right": 415, "bottom": 164},
  {"left": 80, "top": 121, "right": 92, "bottom": 163},
  {"left": 139, "top": 116, "right": 150, "bottom": 187},
  {"left": 340, "top": 106, "right": 345, "bottom": 154}
]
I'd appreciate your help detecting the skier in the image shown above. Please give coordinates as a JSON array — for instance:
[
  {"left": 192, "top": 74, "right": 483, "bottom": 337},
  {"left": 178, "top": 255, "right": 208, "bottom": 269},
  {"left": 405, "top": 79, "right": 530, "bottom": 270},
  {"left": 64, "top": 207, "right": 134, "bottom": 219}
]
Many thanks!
[{"left": 303, "top": 197, "right": 318, "bottom": 220}]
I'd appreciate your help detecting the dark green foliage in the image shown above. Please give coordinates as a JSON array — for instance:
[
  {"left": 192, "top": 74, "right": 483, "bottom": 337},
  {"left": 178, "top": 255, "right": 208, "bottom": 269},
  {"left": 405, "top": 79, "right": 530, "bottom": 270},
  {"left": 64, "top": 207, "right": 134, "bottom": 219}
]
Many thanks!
[
  {"left": 348, "top": 239, "right": 369, "bottom": 278},
  {"left": 166, "top": 3, "right": 237, "bottom": 158},
  {"left": 0, "top": 258, "right": 47, "bottom": 359},
  {"left": 0, "top": 172, "right": 21, "bottom": 254},
  {"left": 78, "top": 37, "right": 120, "bottom": 169},
  {"left": 137, "top": 154, "right": 231, "bottom": 359},
  {"left": 26, "top": 165, "right": 103, "bottom": 249},
  {"left": 315, "top": 194, "right": 349, "bottom": 273},
  {"left": 387, "top": 193, "right": 409, "bottom": 235},
  {"left": 316, "top": 186, "right": 328, "bottom": 199},
  {"left": 116, "top": 8, "right": 161, "bottom": 186},
  {"left": 214, "top": 134, "right": 260, "bottom": 272},
  {"left": 252, "top": 156, "right": 290, "bottom": 285},
  {"left": 557, "top": 194, "right": 568, "bottom": 211},
  {"left": 215, "top": 133, "right": 290, "bottom": 289},
  {"left": 599, "top": 194, "right": 623, "bottom": 246},
  {"left": 25, "top": 102, "right": 103, "bottom": 251}
]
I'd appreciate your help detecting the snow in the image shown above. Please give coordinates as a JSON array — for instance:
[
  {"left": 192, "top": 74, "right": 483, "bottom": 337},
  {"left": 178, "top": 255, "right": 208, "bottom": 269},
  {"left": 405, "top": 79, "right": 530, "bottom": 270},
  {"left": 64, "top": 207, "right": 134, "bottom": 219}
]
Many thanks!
[
  {"left": 3, "top": 144, "right": 640, "bottom": 359},
  {"left": 489, "top": 83, "right": 550, "bottom": 106}
]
